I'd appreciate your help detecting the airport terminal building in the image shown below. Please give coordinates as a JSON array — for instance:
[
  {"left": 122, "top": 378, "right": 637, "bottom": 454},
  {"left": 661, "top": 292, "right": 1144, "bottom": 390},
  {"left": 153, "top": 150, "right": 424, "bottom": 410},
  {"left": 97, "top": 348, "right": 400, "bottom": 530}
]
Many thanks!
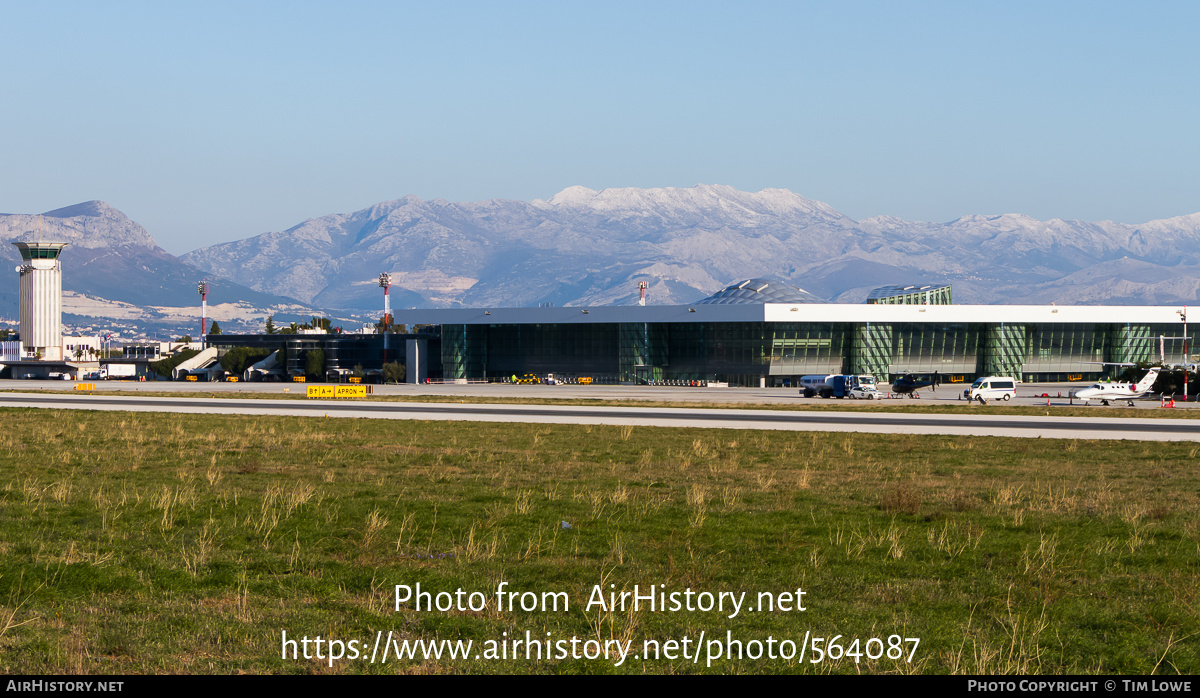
[{"left": 396, "top": 280, "right": 1195, "bottom": 387}]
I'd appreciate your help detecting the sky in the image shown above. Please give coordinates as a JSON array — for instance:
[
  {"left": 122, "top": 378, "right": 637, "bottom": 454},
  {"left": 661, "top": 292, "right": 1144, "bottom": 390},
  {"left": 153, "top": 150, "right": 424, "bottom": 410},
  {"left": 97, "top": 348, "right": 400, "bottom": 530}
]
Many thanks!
[{"left": 3, "top": 1, "right": 1199, "bottom": 254}]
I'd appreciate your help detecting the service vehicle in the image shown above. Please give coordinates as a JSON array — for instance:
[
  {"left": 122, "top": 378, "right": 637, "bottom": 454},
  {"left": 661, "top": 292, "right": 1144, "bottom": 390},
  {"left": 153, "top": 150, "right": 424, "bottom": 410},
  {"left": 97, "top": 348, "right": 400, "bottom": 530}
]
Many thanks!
[
  {"left": 800, "top": 374, "right": 877, "bottom": 398},
  {"left": 964, "top": 376, "right": 1017, "bottom": 403},
  {"left": 99, "top": 364, "right": 137, "bottom": 380}
]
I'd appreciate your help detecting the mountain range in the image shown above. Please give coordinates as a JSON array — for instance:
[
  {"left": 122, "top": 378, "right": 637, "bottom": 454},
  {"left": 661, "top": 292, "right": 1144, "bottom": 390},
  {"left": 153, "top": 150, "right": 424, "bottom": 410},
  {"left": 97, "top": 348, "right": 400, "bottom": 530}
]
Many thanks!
[
  {"left": 3, "top": 186, "right": 1200, "bottom": 336},
  {"left": 0, "top": 202, "right": 316, "bottom": 336},
  {"left": 182, "top": 184, "right": 1200, "bottom": 309}
]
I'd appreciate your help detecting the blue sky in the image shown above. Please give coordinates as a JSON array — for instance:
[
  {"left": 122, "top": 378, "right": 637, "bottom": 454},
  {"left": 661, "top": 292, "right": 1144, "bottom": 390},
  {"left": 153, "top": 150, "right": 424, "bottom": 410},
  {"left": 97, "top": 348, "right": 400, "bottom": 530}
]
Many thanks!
[{"left": 3, "top": 1, "right": 1198, "bottom": 254}]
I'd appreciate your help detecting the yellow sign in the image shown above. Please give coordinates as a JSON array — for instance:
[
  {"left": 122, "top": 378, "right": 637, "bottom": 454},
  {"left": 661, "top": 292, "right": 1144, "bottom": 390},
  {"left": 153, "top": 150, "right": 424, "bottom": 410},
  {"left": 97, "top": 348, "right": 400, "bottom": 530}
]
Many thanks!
[
  {"left": 227, "top": 376, "right": 239, "bottom": 383},
  {"left": 73, "top": 383, "right": 95, "bottom": 391},
  {"left": 292, "top": 376, "right": 306, "bottom": 382},
  {"left": 306, "top": 385, "right": 367, "bottom": 399},
  {"left": 186, "top": 375, "right": 198, "bottom": 382},
  {"left": 579, "top": 377, "right": 593, "bottom": 385},
  {"left": 349, "top": 376, "right": 361, "bottom": 384}
]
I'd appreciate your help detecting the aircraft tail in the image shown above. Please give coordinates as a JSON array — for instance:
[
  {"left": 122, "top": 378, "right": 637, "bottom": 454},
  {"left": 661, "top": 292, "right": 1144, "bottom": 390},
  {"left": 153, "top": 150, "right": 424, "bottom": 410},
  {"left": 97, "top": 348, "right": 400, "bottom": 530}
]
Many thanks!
[{"left": 1136, "top": 368, "right": 1159, "bottom": 393}]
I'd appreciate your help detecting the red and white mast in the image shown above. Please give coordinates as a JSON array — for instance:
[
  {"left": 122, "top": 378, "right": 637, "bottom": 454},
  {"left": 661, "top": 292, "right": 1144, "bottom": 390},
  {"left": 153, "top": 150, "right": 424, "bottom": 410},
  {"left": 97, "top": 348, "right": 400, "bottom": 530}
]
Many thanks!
[
  {"left": 638, "top": 280, "right": 648, "bottom": 307},
  {"left": 379, "top": 273, "right": 392, "bottom": 363},
  {"left": 198, "top": 280, "right": 209, "bottom": 349}
]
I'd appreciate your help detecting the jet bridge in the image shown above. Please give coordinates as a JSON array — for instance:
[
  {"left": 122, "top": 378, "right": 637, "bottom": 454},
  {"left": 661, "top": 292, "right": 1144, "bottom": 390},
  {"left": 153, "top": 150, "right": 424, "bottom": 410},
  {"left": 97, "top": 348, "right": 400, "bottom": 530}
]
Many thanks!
[{"left": 171, "top": 347, "right": 221, "bottom": 381}]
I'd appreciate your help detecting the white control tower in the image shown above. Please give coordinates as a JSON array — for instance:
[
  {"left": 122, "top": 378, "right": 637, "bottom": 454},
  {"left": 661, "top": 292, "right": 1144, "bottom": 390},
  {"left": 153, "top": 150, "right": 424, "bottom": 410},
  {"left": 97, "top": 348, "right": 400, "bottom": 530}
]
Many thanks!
[{"left": 13, "top": 242, "right": 67, "bottom": 361}]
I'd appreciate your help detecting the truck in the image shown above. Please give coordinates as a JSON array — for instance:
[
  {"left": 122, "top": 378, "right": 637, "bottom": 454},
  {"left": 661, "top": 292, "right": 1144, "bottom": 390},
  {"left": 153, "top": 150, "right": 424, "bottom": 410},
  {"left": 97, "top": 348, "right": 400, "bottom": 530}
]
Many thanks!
[
  {"left": 99, "top": 363, "right": 137, "bottom": 380},
  {"left": 799, "top": 374, "right": 877, "bottom": 399}
]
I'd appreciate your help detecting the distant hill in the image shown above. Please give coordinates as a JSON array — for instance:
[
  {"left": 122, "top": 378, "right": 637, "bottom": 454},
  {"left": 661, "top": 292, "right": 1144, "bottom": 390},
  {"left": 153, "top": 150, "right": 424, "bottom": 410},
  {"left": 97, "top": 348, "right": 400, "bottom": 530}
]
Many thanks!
[
  {"left": 5, "top": 188, "right": 1200, "bottom": 338},
  {"left": 182, "top": 185, "right": 1200, "bottom": 310},
  {"left": 0, "top": 202, "right": 322, "bottom": 335}
]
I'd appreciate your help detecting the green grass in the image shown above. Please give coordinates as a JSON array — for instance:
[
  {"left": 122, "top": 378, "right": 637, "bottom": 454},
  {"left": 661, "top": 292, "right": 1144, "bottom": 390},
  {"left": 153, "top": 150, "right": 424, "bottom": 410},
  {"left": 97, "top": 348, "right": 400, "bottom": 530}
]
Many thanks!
[{"left": 0, "top": 408, "right": 1197, "bottom": 674}]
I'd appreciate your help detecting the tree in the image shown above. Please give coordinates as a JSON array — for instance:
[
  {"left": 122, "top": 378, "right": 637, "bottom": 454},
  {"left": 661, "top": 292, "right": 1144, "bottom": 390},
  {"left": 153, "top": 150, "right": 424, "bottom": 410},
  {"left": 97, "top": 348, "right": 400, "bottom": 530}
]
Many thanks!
[
  {"left": 265, "top": 316, "right": 277, "bottom": 334},
  {"left": 383, "top": 361, "right": 406, "bottom": 384},
  {"left": 305, "top": 348, "right": 325, "bottom": 379},
  {"left": 176, "top": 335, "right": 193, "bottom": 343},
  {"left": 150, "top": 348, "right": 199, "bottom": 378},
  {"left": 209, "top": 321, "right": 222, "bottom": 335},
  {"left": 220, "top": 347, "right": 272, "bottom": 375},
  {"left": 375, "top": 320, "right": 409, "bottom": 334}
]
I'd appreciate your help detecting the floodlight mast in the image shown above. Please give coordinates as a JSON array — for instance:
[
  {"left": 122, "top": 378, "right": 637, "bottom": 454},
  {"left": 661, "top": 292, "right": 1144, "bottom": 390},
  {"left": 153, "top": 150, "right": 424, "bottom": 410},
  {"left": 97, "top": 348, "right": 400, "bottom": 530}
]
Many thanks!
[
  {"left": 379, "top": 273, "right": 392, "bottom": 364},
  {"left": 1180, "top": 306, "right": 1189, "bottom": 403},
  {"left": 198, "top": 280, "right": 209, "bottom": 350}
]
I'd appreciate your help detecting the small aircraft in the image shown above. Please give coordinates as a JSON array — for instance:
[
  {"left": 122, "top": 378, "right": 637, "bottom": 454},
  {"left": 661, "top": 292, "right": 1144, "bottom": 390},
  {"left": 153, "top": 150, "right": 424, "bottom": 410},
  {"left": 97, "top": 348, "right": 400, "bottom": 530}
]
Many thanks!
[
  {"left": 891, "top": 373, "right": 933, "bottom": 398},
  {"left": 1074, "top": 367, "right": 1160, "bottom": 406}
]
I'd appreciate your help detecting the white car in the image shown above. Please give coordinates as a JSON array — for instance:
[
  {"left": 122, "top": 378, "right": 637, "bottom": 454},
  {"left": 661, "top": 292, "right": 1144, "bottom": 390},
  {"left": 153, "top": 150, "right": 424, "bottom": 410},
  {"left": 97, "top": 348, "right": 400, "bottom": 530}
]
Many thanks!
[{"left": 847, "top": 385, "right": 883, "bottom": 400}]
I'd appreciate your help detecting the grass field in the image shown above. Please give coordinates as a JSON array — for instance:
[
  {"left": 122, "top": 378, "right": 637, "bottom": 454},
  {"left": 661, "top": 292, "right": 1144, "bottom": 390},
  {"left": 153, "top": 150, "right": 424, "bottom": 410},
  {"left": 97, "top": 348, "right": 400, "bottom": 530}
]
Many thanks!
[{"left": 0, "top": 407, "right": 1197, "bottom": 674}]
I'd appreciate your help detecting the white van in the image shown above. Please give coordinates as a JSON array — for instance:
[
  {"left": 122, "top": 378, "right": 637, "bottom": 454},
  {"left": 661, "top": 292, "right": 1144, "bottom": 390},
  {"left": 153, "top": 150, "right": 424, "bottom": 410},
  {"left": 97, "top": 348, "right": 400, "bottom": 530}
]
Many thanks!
[{"left": 965, "top": 377, "right": 1016, "bottom": 402}]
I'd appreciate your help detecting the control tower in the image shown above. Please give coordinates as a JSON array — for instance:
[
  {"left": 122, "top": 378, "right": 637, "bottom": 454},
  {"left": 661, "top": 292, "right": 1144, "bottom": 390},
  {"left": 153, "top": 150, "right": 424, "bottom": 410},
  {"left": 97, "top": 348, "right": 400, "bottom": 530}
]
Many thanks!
[{"left": 13, "top": 242, "right": 67, "bottom": 361}]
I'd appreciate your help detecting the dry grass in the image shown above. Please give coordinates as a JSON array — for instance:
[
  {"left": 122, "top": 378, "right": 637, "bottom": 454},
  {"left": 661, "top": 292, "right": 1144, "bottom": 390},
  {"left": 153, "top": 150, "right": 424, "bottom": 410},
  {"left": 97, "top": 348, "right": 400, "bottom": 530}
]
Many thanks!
[{"left": 0, "top": 408, "right": 1196, "bottom": 674}]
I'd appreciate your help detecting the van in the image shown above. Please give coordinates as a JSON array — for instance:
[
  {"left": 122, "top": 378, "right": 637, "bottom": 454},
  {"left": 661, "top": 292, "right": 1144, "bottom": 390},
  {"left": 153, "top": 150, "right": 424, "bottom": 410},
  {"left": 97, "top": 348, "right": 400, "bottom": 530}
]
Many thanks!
[{"left": 965, "top": 377, "right": 1016, "bottom": 402}]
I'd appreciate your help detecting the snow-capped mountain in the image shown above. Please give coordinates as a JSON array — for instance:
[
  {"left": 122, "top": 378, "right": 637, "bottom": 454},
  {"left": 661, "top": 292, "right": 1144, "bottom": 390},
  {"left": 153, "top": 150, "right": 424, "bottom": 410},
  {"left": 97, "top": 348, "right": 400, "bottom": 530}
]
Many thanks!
[
  {"left": 5, "top": 186, "right": 1199, "bottom": 338},
  {"left": 183, "top": 185, "right": 1200, "bottom": 310}
]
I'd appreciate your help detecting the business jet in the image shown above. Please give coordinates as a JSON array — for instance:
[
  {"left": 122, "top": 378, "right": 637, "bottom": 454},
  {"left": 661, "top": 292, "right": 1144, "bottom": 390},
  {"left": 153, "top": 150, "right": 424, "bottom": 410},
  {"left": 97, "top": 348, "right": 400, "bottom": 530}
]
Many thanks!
[{"left": 1073, "top": 367, "right": 1160, "bottom": 406}]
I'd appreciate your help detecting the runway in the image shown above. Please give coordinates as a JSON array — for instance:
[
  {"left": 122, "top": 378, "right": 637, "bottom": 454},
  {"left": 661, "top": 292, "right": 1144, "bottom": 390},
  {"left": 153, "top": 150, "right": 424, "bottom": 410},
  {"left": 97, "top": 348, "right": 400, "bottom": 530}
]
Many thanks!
[{"left": 2, "top": 391, "right": 1198, "bottom": 441}]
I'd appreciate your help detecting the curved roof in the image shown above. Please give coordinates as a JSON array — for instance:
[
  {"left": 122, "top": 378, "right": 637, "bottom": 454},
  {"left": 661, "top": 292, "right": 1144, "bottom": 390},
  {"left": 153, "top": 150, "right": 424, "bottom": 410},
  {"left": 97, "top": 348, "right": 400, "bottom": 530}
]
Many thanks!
[{"left": 696, "top": 277, "right": 825, "bottom": 305}]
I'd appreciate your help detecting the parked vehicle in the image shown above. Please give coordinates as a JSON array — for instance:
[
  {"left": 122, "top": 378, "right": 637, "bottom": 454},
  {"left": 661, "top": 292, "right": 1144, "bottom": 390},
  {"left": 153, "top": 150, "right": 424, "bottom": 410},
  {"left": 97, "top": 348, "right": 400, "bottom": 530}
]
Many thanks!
[
  {"left": 847, "top": 385, "right": 883, "bottom": 400},
  {"left": 99, "top": 364, "right": 137, "bottom": 380},
  {"left": 964, "top": 376, "right": 1016, "bottom": 402},
  {"left": 800, "top": 374, "right": 877, "bottom": 398}
]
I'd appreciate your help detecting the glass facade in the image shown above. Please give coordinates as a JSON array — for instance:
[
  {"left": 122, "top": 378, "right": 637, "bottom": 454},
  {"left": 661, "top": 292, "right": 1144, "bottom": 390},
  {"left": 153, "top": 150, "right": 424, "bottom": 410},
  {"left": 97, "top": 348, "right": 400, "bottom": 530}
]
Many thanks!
[
  {"left": 444, "top": 324, "right": 618, "bottom": 380},
  {"left": 1023, "top": 324, "right": 1105, "bottom": 375},
  {"left": 1110, "top": 324, "right": 1153, "bottom": 366},
  {"left": 618, "top": 323, "right": 668, "bottom": 383},
  {"left": 1145, "top": 323, "right": 1199, "bottom": 366},
  {"left": 866, "top": 284, "right": 953, "bottom": 305},
  {"left": 441, "top": 325, "right": 487, "bottom": 380},
  {"left": 982, "top": 324, "right": 1026, "bottom": 380},
  {"left": 889, "top": 323, "right": 980, "bottom": 375},
  {"left": 664, "top": 322, "right": 769, "bottom": 385},
  {"left": 850, "top": 323, "right": 892, "bottom": 378},
  {"left": 767, "top": 323, "right": 844, "bottom": 376},
  {"left": 14, "top": 244, "right": 65, "bottom": 260},
  {"left": 431, "top": 317, "right": 1200, "bottom": 385}
]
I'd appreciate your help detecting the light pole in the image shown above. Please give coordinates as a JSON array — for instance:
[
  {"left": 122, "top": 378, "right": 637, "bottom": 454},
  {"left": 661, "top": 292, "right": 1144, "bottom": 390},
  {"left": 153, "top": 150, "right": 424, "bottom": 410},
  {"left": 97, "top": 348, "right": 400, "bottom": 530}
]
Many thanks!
[{"left": 1179, "top": 306, "right": 1189, "bottom": 402}]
